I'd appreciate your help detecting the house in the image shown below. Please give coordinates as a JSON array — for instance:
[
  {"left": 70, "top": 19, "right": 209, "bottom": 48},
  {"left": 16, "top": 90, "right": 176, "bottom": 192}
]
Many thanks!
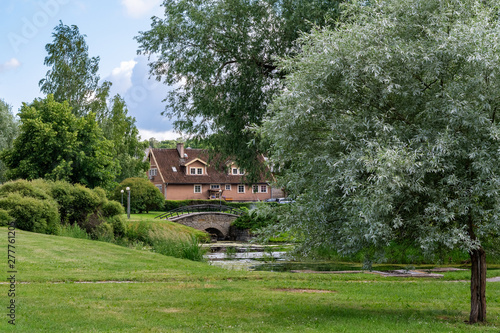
[{"left": 147, "top": 143, "right": 274, "bottom": 201}]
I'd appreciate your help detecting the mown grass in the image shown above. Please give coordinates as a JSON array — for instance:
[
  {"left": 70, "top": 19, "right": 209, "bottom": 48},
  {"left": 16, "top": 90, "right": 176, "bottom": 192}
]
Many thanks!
[{"left": 1, "top": 228, "right": 500, "bottom": 332}]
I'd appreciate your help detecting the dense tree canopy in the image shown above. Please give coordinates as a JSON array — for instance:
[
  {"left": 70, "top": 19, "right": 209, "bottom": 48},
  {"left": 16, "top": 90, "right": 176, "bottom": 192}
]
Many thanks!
[
  {"left": 98, "top": 95, "right": 149, "bottom": 183},
  {"left": 136, "top": 0, "right": 341, "bottom": 179},
  {"left": 39, "top": 21, "right": 111, "bottom": 117},
  {"left": 262, "top": 0, "right": 500, "bottom": 323},
  {"left": 0, "top": 99, "right": 18, "bottom": 184},
  {"left": 36, "top": 22, "right": 147, "bottom": 184},
  {"left": 0, "top": 95, "right": 117, "bottom": 189}
]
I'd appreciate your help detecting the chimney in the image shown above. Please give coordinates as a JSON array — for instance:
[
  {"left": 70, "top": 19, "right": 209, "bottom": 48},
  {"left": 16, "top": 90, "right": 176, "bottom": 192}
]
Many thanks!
[{"left": 176, "top": 143, "right": 184, "bottom": 158}]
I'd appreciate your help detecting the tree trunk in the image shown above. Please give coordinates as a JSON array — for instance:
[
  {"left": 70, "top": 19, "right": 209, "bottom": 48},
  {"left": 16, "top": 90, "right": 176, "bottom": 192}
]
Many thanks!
[{"left": 469, "top": 246, "right": 486, "bottom": 323}]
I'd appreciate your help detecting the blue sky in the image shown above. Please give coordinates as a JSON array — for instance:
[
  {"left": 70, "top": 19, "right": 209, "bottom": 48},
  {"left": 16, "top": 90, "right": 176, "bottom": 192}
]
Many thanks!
[{"left": 0, "top": 0, "right": 180, "bottom": 140}]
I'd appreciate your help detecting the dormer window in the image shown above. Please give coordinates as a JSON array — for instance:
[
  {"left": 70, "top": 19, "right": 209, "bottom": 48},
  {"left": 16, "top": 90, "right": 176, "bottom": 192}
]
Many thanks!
[
  {"left": 190, "top": 167, "right": 203, "bottom": 175},
  {"left": 231, "top": 167, "right": 244, "bottom": 175}
]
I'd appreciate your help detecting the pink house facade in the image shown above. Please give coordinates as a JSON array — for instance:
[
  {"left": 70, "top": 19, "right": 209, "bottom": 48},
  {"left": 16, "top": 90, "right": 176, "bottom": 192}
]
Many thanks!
[{"left": 147, "top": 143, "right": 273, "bottom": 202}]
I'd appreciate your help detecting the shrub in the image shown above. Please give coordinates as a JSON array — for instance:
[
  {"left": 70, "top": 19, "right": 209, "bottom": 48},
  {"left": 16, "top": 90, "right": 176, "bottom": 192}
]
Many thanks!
[
  {"left": 0, "top": 179, "right": 52, "bottom": 201},
  {"left": 164, "top": 199, "right": 254, "bottom": 211},
  {"left": 59, "top": 224, "right": 90, "bottom": 239},
  {"left": 232, "top": 210, "right": 277, "bottom": 231},
  {"left": 106, "top": 215, "right": 127, "bottom": 238},
  {"left": 0, "top": 193, "right": 60, "bottom": 234},
  {"left": 112, "top": 177, "right": 164, "bottom": 213},
  {"left": 93, "top": 222, "right": 114, "bottom": 242},
  {"left": 48, "top": 181, "right": 103, "bottom": 225},
  {"left": 0, "top": 209, "right": 13, "bottom": 226},
  {"left": 102, "top": 200, "right": 124, "bottom": 217}
]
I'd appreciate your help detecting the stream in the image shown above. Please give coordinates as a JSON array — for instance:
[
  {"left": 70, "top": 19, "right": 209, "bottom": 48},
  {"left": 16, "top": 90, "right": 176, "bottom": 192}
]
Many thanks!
[
  {"left": 203, "top": 241, "right": 290, "bottom": 271},
  {"left": 203, "top": 241, "right": 366, "bottom": 272},
  {"left": 202, "top": 242, "right": 460, "bottom": 276}
]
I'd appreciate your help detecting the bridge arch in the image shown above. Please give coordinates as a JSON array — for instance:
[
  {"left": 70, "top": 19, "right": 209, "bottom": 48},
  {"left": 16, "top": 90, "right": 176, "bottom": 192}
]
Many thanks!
[
  {"left": 156, "top": 206, "right": 245, "bottom": 240},
  {"left": 205, "top": 228, "right": 225, "bottom": 241}
]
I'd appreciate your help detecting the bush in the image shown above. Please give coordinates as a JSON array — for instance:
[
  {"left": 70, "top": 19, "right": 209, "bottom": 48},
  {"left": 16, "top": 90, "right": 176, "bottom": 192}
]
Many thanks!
[
  {"left": 59, "top": 224, "right": 90, "bottom": 239},
  {"left": 93, "top": 222, "right": 114, "bottom": 242},
  {"left": 112, "top": 178, "right": 164, "bottom": 213},
  {"left": 164, "top": 199, "right": 254, "bottom": 211},
  {"left": 0, "top": 193, "right": 60, "bottom": 234},
  {"left": 232, "top": 210, "right": 277, "bottom": 231},
  {"left": 0, "top": 179, "right": 52, "bottom": 201},
  {"left": 48, "top": 181, "right": 103, "bottom": 225},
  {"left": 102, "top": 200, "right": 125, "bottom": 217},
  {"left": 0, "top": 179, "right": 125, "bottom": 237},
  {"left": 0, "top": 209, "right": 13, "bottom": 226},
  {"left": 107, "top": 215, "right": 127, "bottom": 238}
]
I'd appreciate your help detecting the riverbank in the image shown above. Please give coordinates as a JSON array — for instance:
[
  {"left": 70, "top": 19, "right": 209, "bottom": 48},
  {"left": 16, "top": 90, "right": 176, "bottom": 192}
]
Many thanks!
[{"left": 4, "top": 227, "right": 500, "bottom": 332}]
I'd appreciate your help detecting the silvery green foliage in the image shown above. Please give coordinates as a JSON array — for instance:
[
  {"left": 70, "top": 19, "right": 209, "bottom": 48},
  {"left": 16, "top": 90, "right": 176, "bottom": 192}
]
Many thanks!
[{"left": 262, "top": 0, "right": 500, "bottom": 257}]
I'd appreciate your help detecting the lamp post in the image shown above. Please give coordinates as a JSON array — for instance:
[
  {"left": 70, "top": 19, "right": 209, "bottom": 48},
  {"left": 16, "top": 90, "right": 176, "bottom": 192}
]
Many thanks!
[
  {"left": 219, "top": 189, "right": 222, "bottom": 211},
  {"left": 120, "top": 189, "right": 124, "bottom": 206},
  {"left": 126, "top": 187, "right": 130, "bottom": 219}
]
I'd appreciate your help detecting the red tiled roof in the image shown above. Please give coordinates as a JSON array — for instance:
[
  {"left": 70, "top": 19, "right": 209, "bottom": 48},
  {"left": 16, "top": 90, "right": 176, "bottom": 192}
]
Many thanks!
[{"left": 150, "top": 148, "right": 268, "bottom": 184}]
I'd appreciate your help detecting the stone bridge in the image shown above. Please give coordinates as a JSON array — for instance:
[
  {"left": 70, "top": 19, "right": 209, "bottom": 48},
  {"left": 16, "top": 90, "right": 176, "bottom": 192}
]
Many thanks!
[
  {"left": 169, "top": 212, "right": 240, "bottom": 240},
  {"left": 155, "top": 205, "right": 246, "bottom": 240}
]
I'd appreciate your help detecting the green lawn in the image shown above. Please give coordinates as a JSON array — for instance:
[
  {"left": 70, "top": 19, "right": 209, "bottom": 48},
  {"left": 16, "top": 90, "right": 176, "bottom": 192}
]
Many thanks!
[{"left": 2, "top": 228, "right": 500, "bottom": 332}]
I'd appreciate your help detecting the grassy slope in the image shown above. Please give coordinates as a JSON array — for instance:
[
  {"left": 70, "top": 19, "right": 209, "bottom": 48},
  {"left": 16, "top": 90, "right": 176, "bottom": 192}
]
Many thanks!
[
  {"left": 1, "top": 228, "right": 499, "bottom": 332},
  {"left": 126, "top": 212, "right": 211, "bottom": 241}
]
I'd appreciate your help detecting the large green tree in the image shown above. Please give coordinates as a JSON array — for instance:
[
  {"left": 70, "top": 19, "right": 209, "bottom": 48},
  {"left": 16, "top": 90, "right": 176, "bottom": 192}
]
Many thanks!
[
  {"left": 136, "top": 0, "right": 341, "bottom": 179},
  {"left": 39, "top": 22, "right": 147, "bottom": 183},
  {"left": 0, "top": 99, "right": 18, "bottom": 183},
  {"left": 0, "top": 95, "right": 117, "bottom": 189},
  {"left": 39, "top": 21, "right": 111, "bottom": 117},
  {"left": 98, "top": 95, "right": 149, "bottom": 183},
  {"left": 262, "top": 0, "right": 500, "bottom": 323}
]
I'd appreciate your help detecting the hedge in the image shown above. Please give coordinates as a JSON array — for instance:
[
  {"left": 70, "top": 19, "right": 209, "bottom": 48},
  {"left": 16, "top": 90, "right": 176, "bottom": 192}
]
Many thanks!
[
  {"left": 164, "top": 199, "right": 255, "bottom": 211},
  {"left": 0, "top": 179, "right": 125, "bottom": 238}
]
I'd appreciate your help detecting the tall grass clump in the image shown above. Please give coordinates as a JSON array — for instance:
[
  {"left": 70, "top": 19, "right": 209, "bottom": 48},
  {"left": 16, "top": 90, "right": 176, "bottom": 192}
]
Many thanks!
[
  {"left": 148, "top": 225, "right": 206, "bottom": 261},
  {"left": 59, "top": 223, "right": 90, "bottom": 239}
]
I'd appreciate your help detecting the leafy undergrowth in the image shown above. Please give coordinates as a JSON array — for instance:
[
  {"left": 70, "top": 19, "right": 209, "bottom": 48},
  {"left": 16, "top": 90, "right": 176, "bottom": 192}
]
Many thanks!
[{"left": 1, "top": 228, "right": 499, "bottom": 332}]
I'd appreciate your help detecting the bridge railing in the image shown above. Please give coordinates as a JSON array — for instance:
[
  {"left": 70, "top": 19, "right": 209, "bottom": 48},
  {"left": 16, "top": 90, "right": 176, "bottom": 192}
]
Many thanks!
[{"left": 155, "top": 204, "right": 247, "bottom": 220}]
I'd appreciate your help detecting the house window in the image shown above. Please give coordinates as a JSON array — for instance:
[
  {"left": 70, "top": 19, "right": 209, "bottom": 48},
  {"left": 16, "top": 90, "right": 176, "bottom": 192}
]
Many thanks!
[
  {"left": 231, "top": 167, "right": 244, "bottom": 175},
  {"left": 252, "top": 185, "right": 259, "bottom": 193},
  {"left": 155, "top": 184, "right": 162, "bottom": 192},
  {"left": 225, "top": 184, "right": 231, "bottom": 190},
  {"left": 149, "top": 168, "right": 157, "bottom": 176},
  {"left": 190, "top": 167, "right": 203, "bottom": 175},
  {"left": 210, "top": 184, "right": 220, "bottom": 190},
  {"left": 260, "top": 185, "right": 267, "bottom": 193},
  {"left": 194, "top": 185, "right": 202, "bottom": 193},
  {"left": 238, "top": 185, "right": 245, "bottom": 193}
]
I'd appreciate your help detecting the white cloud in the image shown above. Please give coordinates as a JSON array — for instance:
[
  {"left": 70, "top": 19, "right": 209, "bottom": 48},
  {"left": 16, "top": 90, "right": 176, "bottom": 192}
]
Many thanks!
[
  {"left": 138, "top": 128, "right": 183, "bottom": 141},
  {"left": 121, "top": 0, "right": 162, "bottom": 19},
  {"left": 0, "top": 58, "right": 21, "bottom": 72},
  {"left": 107, "top": 60, "right": 137, "bottom": 95}
]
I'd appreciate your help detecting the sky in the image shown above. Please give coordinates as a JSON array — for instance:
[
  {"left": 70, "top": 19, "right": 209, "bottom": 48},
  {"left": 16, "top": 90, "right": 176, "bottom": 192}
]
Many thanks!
[{"left": 0, "top": 0, "right": 181, "bottom": 141}]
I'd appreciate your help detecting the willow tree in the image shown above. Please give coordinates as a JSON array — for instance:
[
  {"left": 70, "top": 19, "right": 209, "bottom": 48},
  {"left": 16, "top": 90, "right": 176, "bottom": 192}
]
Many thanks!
[
  {"left": 136, "top": 0, "right": 341, "bottom": 179},
  {"left": 262, "top": 0, "right": 500, "bottom": 323}
]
